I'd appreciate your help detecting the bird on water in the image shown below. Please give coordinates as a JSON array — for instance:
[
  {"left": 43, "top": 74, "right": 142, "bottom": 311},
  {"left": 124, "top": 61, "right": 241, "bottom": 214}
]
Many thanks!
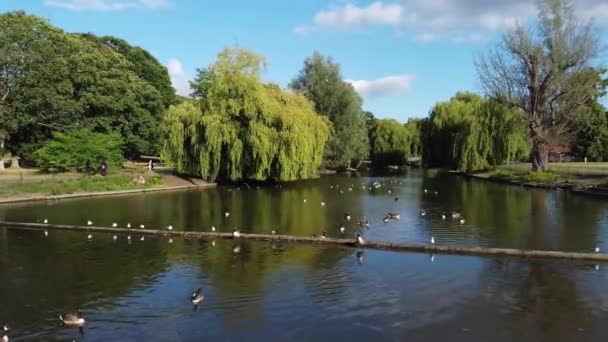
[
  {"left": 211, "top": 226, "right": 216, "bottom": 232},
  {"left": 59, "top": 310, "right": 85, "bottom": 326},
  {"left": 191, "top": 288, "right": 205, "bottom": 305},
  {"left": 339, "top": 225, "right": 345, "bottom": 234},
  {"left": 112, "top": 223, "right": 118, "bottom": 228},
  {"left": 2, "top": 325, "right": 8, "bottom": 342}
]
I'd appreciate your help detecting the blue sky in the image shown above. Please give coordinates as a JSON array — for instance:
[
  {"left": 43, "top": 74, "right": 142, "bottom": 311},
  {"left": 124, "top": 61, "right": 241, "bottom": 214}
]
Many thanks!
[{"left": 1, "top": 0, "right": 607, "bottom": 121}]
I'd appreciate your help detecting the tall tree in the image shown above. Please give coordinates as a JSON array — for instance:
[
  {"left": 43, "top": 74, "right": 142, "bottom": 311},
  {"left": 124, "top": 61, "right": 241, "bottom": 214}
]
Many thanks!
[
  {"left": 290, "top": 52, "right": 369, "bottom": 168},
  {"left": 80, "top": 34, "right": 176, "bottom": 108},
  {"left": 369, "top": 119, "right": 420, "bottom": 167},
  {"left": 476, "top": 0, "right": 600, "bottom": 171},
  {"left": 163, "top": 47, "right": 330, "bottom": 182}
]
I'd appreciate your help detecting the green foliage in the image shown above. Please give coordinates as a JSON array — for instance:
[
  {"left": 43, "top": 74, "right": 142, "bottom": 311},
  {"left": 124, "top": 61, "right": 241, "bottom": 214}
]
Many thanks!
[
  {"left": 163, "top": 47, "right": 330, "bottom": 182},
  {"left": 572, "top": 99, "right": 608, "bottom": 161},
  {"left": 290, "top": 52, "right": 369, "bottom": 168},
  {"left": 82, "top": 34, "right": 177, "bottom": 108},
  {"left": 422, "top": 92, "right": 529, "bottom": 172},
  {"left": 34, "top": 129, "right": 124, "bottom": 172},
  {"left": 369, "top": 119, "right": 421, "bottom": 167},
  {"left": 1, "top": 173, "right": 161, "bottom": 196},
  {"left": 521, "top": 171, "right": 562, "bottom": 184},
  {"left": 0, "top": 12, "right": 174, "bottom": 161}
]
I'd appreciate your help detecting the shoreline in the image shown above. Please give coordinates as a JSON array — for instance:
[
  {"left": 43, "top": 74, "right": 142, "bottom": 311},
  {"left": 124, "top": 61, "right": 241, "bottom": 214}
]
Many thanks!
[
  {"left": 453, "top": 171, "right": 608, "bottom": 199},
  {"left": 0, "top": 183, "right": 216, "bottom": 205}
]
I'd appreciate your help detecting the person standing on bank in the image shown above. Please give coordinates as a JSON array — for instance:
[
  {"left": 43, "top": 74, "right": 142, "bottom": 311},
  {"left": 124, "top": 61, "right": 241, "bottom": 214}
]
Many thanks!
[{"left": 99, "top": 160, "right": 107, "bottom": 176}]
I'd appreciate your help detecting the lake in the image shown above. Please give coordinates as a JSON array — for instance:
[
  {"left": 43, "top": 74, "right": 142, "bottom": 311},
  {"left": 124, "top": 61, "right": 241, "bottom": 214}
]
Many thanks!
[{"left": 1, "top": 169, "right": 607, "bottom": 341}]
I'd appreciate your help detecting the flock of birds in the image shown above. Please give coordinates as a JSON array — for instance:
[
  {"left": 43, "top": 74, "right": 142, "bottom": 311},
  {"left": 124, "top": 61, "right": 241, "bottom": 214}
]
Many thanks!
[{"left": 6, "top": 178, "right": 603, "bottom": 341}]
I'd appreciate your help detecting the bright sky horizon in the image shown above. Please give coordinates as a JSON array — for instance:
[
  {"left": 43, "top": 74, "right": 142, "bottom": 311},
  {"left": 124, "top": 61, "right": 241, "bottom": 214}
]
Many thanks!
[{"left": 1, "top": 0, "right": 607, "bottom": 121}]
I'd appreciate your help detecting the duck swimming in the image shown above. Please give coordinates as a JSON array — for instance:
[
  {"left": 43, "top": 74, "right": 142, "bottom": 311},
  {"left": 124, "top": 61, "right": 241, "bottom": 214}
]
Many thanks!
[
  {"left": 344, "top": 212, "right": 351, "bottom": 221},
  {"left": 339, "top": 225, "right": 345, "bottom": 234},
  {"left": 191, "top": 288, "right": 205, "bottom": 305},
  {"left": 358, "top": 220, "right": 369, "bottom": 228},
  {"left": 388, "top": 213, "right": 401, "bottom": 220},
  {"left": 2, "top": 325, "right": 8, "bottom": 342},
  {"left": 59, "top": 310, "right": 85, "bottom": 326}
]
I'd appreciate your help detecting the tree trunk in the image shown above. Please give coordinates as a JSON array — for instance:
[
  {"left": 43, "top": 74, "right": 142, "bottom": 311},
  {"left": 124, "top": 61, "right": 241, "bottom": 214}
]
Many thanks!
[
  {"left": 0, "top": 158, "right": 4, "bottom": 171},
  {"left": 531, "top": 142, "right": 548, "bottom": 172},
  {"left": 9, "top": 156, "right": 20, "bottom": 169}
]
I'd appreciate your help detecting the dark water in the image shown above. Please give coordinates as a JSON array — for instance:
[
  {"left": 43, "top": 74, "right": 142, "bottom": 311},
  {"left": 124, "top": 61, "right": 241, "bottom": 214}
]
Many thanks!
[{"left": 0, "top": 170, "right": 607, "bottom": 341}]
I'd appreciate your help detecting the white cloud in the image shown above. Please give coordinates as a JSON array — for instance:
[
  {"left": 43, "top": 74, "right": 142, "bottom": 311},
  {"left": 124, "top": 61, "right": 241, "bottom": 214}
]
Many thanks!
[
  {"left": 167, "top": 58, "right": 190, "bottom": 97},
  {"left": 346, "top": 74, "right": 415, "bottom": 98},
  {"left": 45, "top": 0, "right": 172, "bottom": 11},
  {"left": 314, "top": 1, "right": 403, "bottom": 30},
  {"left": 296, "top": 0, "right": 608, "bottom": 42}
]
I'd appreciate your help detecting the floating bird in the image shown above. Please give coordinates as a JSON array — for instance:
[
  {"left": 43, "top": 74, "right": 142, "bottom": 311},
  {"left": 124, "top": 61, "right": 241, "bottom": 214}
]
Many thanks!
[
  {"left": 356, "top": 251, "right": 364, "bottom": 265},
  {"left": 59, "top": 310, "right": 85, "bottom": 326},
  {"left": 459, "top": 219, "right": 466, "bottom": 224},
  {"left": 394, "top": 197, "right": 399, "bottom": 202},
  {"left": 340, "top": 190, "right": 344, "bottom": 194},
  {"left": 420, "top": 210, "right": 427, "bottom": 217},
  {"left": 441, "top": 213, "right": 446, "bottom": 220},
  {"left": 271, "top": 230, "right": 276, "bottom": 235},
  {"left": 127, "top": 235, "right": 131, "bottom": 241},
  {"left": 232, "top": 227, "right": 241, "bottom": 238},
  {"left": 383, "top": 215, "right": 390, "bottom": 223},
  {"left": 356, "top": 233, "right": 365, "bottom": 245},
  {"left": 87, "top": 234, "right": 93, "bottom": 240},
  {"left": 330, "top": 185, "right": 333, "bottom": 189},
  {"left": 169, "top": 238, "right": 173, "bottom": 244},
  {"left": 126, "top": 223, "right": 131, "bottom": 228},
  {"left": 44, "top": 230, "right": 48, "bottom": 237},
  {"left": 1, "top": 325, "right": 8, "bottom": 342},
  {"left": 339, "top": 225, "right": 345, "bottom": 234},
  {"left": 431, "top": 236, "right": 435, "bottom": 244},
  {"left": 434, "top": 191, "right": 438, "bottom": 195},
  {"left": 320, "top": 231, "right": 327, "bottom": 239},
  {"left": 388, "top": 189, "right": 392, "bottom": 195},
  {"left": 233, "top": 245, "right": 241, "bottom": 253},
  {"left": 191, "top": 288, "right": 205, "bottom": 305},
  {"left": 113, "top": 235, "right": 118, "bottom": 241},
  {"left": 358, "top": 220, "right": 370, "bottom": 228},
  {"left": 225, "top": 212, "right": 230, "bottom": 218},
  {"left": 140, "top": 236, "right": 145, "bottom": 241},
  {"left": 167, "top": 225, "right": 173, "bottom": 231},
  {"left": 595, "top": 247, "right": 600, "bottom": 253},
  {"left": 595, "top": 264, "right": 600, "bottom": 271},
  {"left": 211, "top": 226, "right": 216, "bottom": 232},
  {"left": 451, "top": 212, "right": 461, "bottom": 219},
  {"left": 112, "top": 223, "right": 117, "bottom": 228},
  {"left": 43, "top": 219, "right": 48, "bottom": 224},
  {"left": 139, "top": 224, "right": 145, "bottom": 229},
  {"left": 388, "top": 213, "right": 401, "bottom": 220},
  {"left": 348, "top": 187, "right": 353, "bottom": 191},
  {"left": 87, "top": 220, "right": 93, "bottom": 226},
  {"left": 321, "top": 202, "right": 326, "bottom": 206},
  {"left": 431, "top": 254, "right": 435, "bottom": 263},
  {"left": 344, "top": 213, "right": 351, "bottom": 221}
]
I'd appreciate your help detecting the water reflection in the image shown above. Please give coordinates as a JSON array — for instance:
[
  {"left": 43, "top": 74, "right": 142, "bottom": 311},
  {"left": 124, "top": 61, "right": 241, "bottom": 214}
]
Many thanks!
[{"left": 1, "top": 228, "right": 608, "bottom": 340}]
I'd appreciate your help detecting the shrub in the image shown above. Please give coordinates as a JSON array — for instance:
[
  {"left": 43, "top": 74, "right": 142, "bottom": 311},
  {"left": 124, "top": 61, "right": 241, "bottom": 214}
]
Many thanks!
[
  {"left": 521, "top": 171, "right": 562, "bottom": 184},
  {"left": 34, "top": 129, "right": 124, "bottom": 172}
]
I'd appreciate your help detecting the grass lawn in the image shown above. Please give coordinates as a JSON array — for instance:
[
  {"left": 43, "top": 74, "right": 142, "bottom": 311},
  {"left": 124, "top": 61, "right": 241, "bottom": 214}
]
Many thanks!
[
  {"left": 0, "top": 164, "right": 163, "bottom": 197},
  {"left": 489, "top": 163, "right": 608, "bottom": 188}
]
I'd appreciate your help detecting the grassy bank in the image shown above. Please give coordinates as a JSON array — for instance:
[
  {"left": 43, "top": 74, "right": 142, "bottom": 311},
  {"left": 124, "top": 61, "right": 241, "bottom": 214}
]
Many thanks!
[
  {"left": 475, "top": 163, "right": 608, "bottom": 190},
  {"left": 0, "top": 170, "right": 163, "bottom": 197}
]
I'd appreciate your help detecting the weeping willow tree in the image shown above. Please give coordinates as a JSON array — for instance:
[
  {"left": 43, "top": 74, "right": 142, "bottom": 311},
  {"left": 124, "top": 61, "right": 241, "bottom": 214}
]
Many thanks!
[
  {"left": 422, "top": 92, "right": 529, "bottom": 171},
  {"left": 162, "top": 48, "right": 330, "bottom": 182},
  {"left": 369, "top": 119, "right": 422, "bottom": 167}
]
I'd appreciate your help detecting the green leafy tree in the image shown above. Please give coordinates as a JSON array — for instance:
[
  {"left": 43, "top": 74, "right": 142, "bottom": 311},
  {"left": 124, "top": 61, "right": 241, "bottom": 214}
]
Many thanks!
[
  {"left": 163, "top": 47, "right": 330, "bottom": 182},
  {"left": 34, "top": 129, "right": 124, "bottom": 172},
  {"left": 572, "top": 100, "right": 608, "bottom": 161},
  {"left": 80, "top": 34, "right": 176, "bottom": 108},
  {"left": 290, "top": 52, "right": 369, "bottom": 168},
  {"left": 477, "top": 0, "right": 600, "bottom": 171},
  {"left": 0, "top": 12, "right": 173, "bottom": 163},
  {"left": 369, "top": 119, "right": 421, "bottom": 167},
  {"left": 423, "top": 92, "right": 529, "bottom": 172}
]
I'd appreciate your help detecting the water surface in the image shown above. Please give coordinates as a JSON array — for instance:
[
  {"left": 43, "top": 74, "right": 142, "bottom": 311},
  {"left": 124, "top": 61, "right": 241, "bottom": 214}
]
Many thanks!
[{"left": 1, "top": 170, "right": 607, "bottom": 341}]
